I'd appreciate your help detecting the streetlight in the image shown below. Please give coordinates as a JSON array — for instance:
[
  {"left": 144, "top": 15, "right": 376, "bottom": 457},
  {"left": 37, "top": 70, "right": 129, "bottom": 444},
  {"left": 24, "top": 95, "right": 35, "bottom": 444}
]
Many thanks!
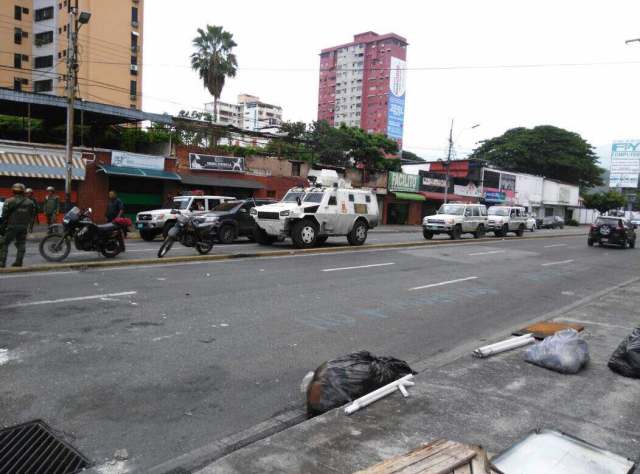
[{"left": 442, "top": 121, "right": 480, "bottom": 203}]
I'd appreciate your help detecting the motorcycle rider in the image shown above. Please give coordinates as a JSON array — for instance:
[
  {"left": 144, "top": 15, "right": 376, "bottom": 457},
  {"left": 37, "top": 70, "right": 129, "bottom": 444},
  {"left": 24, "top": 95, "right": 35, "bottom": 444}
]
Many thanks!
[{"left": 0, "top": 183, "right": 36, "bottom": 267}]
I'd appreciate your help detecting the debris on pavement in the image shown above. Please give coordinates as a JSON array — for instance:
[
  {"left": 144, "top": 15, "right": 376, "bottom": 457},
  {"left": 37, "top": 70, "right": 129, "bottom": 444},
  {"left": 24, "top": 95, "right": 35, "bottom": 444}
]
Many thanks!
[
  {"left": 355, "top": 439, "right": 491, "bottom": 474},
  {"left": 608, "top": 327, "right": 640, "bottom": 379},
  {"left": 305, "top": 351, "right": 415, "bottom": 416},
  {"left": 524, "top": 329, "right": 589, "bottom": 374},
  {"left": 472, "top": 334, "right": 534, "bottom": 358},
  {"left": 513, "top": 321, "right": 584, "bottom": 339},
  {"left": 114, "top": 448, "right": 129, "bottom": 461},
  {"left": 344, "top": 373, "right": 414, "bottom": 415},
  {"left": 491, "top": 429, "right": 636, "bottom": 474}
]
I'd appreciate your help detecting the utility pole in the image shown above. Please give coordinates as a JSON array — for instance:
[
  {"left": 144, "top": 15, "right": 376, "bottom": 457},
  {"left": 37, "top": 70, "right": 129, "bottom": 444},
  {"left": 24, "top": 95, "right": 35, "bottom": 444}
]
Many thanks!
[
  {"left": 64, "top": 0, "right": 78, "bottom": 211},
  {"left": 443, "top": 119, "right": 454, "bottom": 204}
]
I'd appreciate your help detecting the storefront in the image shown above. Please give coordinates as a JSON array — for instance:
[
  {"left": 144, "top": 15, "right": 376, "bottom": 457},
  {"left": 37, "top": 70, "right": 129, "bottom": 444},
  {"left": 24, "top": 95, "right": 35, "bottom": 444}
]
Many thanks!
[{"left": 384, "top": 172, "right": 425, "bottom": 224}]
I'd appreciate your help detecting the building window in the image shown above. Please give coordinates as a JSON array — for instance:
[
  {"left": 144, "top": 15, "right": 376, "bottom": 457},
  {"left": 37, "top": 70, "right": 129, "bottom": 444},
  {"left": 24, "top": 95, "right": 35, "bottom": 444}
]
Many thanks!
[
  {"left": 131, "top": 32, "right": 138, "bottom": 52},
  {"left": 34, "top": 55, "right": 54, "bottom": 68},
  {"left": 35, "top": 31, "right": 54, "bottom": 46},
  {"left": 131, "top": 6, "right": 138, "bottom": 26},
  {"left": 34, "top": 79, "right": 53, "bottom": 92},
  {"left": 13, "top": 77, "right": 27, "bottom": 91},
  {"left": 14, "top": 53, "right": 22, "bottom": 68},
  {"left": 291, "top": 162, "right": 301, "bottom": 177},
  {"left": 14, "top": 27, "right": 27, "bottom": 44},
  {"left": 129, "top": 80, "right": 137, "bottom": 98},
  {"left": 15, "top": 5, "right": 22, "bottom": 20},
  {"left": 35, "top": 6, "right": 54, "bottom": 21}
]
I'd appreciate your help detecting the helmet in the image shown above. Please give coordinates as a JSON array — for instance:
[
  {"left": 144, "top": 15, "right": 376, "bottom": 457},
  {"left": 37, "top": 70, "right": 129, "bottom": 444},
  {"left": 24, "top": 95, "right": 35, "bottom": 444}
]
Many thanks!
[
  {"left": 25, "top": 188, "right": 33, "bottom": 194},
  {"left": 11, "top": 183, "right": 25, "bottom": 194},
  {"left": 46, "top": 186, "right": 55, "bottom": 192}
]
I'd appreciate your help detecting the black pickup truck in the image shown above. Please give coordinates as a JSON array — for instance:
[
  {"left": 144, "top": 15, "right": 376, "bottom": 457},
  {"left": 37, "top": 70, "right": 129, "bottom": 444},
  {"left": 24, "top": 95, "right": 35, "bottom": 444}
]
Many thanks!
[{"left": 197, "top": 199, "right": 275, "bottom": 244}]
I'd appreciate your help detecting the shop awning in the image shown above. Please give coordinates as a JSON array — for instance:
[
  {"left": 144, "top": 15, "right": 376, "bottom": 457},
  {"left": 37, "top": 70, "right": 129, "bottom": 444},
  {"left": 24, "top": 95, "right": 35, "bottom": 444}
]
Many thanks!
[
  {"left": 393, "top": 192, "right": 425, "bottom": 201},
  {"left": 98, "top": 165, "right": 181, "bottom": 181},
  {"left": 0, "top": 152, "right": 85, "bottom": 180},
  {"left": 420, "top": 191, "right": 476, "bottom": 203},
  {"left": 180, "top": 173, "right": 265, "bottom": 190}
]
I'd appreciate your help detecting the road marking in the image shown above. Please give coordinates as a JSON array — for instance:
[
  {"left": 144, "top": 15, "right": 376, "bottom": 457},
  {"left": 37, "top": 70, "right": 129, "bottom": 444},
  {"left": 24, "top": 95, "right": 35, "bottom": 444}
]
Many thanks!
[
  {"left": 3, "top": 291, "right": 137, "bottom": 308},
  {"left": 0, "top": 270, "right": 78, "bottom": 280},
  {"left": 544, "top": 243, "right": 568, "bottom": 248},
  {"left": 322, "top": 262, "right": 395, "bottom": 272},
  {"left": 467, "top": 250, "right": 504, "bottom": 256},
  {"left": 408, "top": 276, "right": 478, "bottom": 291},
  {"left": 541, "top": 259, "right": 574, "bottom": 267}
]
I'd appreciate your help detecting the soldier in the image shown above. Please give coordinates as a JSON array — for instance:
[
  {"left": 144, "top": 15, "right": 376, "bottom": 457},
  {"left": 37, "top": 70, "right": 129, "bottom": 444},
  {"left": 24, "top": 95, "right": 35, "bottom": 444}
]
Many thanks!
[
  {"left": 24, "top": 188, "right": 38, "bottom": 233},
  {"left": 0, "top": 183, "right": 36, "bottom": 267},
  {"left": 43, "top": 186, "right": 60, "bottom": 227}
]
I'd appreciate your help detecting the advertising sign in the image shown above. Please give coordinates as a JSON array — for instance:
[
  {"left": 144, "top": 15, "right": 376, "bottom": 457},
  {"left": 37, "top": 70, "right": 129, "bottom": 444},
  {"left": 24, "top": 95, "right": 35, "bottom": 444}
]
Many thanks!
[
  {"left": 388, "top": 171, "right": 419, "bottom": 192},
  {"left": 387, "top": 57, "right": 406, "bottom": 141},
  {"left": 421, "top": 176, "right": 447, "bottom": 188},
  {"left": 484, "top": 190, "right": 506, "bottom": 202},
  {"left": 610, "top": 140, "right": 640, "bottom": 188},
  {"left": 188, "top": 153, "right": 245, "bottom": 172},
  {"left": 454, "top": 182, "right": 481, "bottom": 198},
  {"left": 111, "top": 151, "right": 164, "bottom": 170}
]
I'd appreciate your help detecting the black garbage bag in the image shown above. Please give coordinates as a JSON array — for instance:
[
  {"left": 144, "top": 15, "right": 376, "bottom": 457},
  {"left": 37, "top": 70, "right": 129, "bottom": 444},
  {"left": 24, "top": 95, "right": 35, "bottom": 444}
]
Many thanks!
[
  {"left": 608, "top": 328, "right": 640, "bottom": 379},
  {"left": 305, "top": 350, "right": 415, "bottom": 416}
]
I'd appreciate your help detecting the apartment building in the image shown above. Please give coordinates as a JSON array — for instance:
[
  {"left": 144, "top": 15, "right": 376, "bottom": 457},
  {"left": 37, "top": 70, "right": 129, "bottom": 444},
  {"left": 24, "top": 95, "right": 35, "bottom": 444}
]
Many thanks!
[
  {"left": 0, "top": 0, "right": 143, "bottom": 109},
  {"left": 204, "top": 94, "right": 283, "bottom": 132}
]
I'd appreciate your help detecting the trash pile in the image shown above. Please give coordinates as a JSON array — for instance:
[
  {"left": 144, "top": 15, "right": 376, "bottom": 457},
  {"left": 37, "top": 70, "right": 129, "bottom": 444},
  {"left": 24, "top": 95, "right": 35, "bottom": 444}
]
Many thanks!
[
  {"left": 524, "top": 329, "right": 590, "bottom": 374},
  {"left": 608, "top": 327, "right": 640, "bottom": 379},
  {"left": 304, "top": 351, "right": 415, "bottom": 416}
]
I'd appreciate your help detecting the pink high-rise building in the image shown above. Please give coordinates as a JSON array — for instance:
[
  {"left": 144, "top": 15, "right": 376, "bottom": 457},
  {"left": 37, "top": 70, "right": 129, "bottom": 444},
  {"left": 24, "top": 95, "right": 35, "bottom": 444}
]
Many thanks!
[{"left": 318, "top": 32, "right": 408, "bottom": 142}]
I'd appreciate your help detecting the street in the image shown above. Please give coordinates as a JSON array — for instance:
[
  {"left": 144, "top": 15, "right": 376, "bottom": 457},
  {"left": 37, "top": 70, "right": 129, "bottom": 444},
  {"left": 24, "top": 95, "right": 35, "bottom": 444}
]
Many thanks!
[{"left": 0, "top": 232, "right": 637, "bottom": 470}]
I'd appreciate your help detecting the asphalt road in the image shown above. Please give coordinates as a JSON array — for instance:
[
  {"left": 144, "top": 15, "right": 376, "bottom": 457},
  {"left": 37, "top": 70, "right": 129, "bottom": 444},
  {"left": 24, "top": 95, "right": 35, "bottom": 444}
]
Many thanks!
[{"left": 1, "top": 231, "right": 637, "bottom": 471}]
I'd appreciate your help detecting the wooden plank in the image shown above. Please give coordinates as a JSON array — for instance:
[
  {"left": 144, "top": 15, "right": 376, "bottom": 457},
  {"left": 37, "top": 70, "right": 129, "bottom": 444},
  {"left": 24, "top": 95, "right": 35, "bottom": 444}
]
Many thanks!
[
  {"left": 356, "top": 440, "right": 452, "bottom": 474},
  {"left": 399, "top": 448, "right": 475, "bottom": 474},
  {"left": 454, "top": 464, "right": 472, "bottom": 474}
]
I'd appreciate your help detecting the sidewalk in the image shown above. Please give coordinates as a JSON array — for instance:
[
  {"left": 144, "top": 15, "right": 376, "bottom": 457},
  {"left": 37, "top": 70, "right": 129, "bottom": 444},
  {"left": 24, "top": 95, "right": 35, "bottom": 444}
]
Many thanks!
[{"left": 198, "top": 279, "right": 640, "bottom": 473}]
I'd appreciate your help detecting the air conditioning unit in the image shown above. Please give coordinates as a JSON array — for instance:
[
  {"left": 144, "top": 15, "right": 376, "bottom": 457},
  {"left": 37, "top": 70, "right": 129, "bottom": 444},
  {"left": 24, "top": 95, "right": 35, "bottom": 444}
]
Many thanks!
[
  {"left": 130, "top": 64, "right": 138, "bottom": 72},
  {"left": 130, "top": 94, "right": 136, "bottom": 100},
  {"left": 131, "top": 20, "right": 138, "bottom": 28}
]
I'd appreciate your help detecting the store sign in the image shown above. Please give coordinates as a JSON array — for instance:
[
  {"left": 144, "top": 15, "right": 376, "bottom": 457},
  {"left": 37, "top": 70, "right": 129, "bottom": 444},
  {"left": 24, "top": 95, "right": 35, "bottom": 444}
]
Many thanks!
[
  {"left": 484, "top": 190, "right": 506, "bottom": 202},
  {"left": 610, "top": 140, "right": 640, "bottom": 188},
  {"left": 388, "top": 171, "right": 419, "bottom": 192},
  {"left": 387, "top": 57, "right": 406, "bottom": 141},
  {"left": 111, "top": 151, "right": 164, "bottom": 170},
  {"left": 422, "top": 176, "right": 447, "bottom": 188},
  {"left": 189, "top": 153, "right": 245, "bottom": 172},
  {"left": 454, "top": 182, "right": 481, "bottom": 197}
]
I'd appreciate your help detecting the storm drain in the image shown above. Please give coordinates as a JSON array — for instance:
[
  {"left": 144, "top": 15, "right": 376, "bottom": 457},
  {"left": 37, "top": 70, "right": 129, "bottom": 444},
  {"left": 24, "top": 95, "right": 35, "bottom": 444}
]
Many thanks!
[{"left": 0, "top": 420, "right": 90, "bottom": 474}]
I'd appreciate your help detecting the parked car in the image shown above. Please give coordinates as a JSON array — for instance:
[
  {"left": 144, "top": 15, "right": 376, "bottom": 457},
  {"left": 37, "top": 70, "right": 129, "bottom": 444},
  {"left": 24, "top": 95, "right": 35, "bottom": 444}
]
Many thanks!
[
  {"left": 135, "top": 194, "right": 235, "bottom": 241},
  {"left": 196, "top": 199, "right": 276, "bottom": 244},
  {"left": 525, "top": 214, "right": 537, "bottom": 232},
  {"left": 537, "top": 215, "right": 564, "bottom": 229},
  {"left": 630, "top": 212, "right": 640, "bottom": 228},
  {"left": 588, "top": 216, "right": 636, "bottom": 248},
  {"left": 422, "top": 203, "right": 488, "bottom": 240},
  {"left": 487, "top": 206, "right": 528, "bottom": 237}
]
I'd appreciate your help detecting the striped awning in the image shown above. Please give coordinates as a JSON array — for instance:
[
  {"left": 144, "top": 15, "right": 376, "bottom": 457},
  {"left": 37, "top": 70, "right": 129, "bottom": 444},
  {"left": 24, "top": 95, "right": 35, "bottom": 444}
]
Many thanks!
[{"left": 0, "top": 153, "right": 86, "bottom": 180}]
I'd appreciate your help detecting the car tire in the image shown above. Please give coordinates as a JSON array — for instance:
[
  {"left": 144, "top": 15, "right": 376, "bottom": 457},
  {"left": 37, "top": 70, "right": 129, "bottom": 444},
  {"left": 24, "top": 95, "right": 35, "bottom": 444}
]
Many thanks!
[
  {"left": 218, "top": 225, "right": 236, "bottom": 244},
  {"left": 423, "top": 229, "right": 433, "bottom": 240},
  {"left": 139, "top": 230, "right": 157, "bottom": 242},
  {"left": 291, "top": 219, "right": 318, "bottom": 248},
  {"left": 254, "top": 228, "right": 275, "bottom": 246},
  {"left": 621, "top": 239, "right": 628, "bottom": 249},
  {"left": 587, "top": 238, "right": 594, "bottom": 247},
  {"left": 630, "top": 238, "right": 636, "bottom": 249},
  {"left": 347, "top": 220, "right": 368, "bottom": 246},
  {"left": 515, "top": 225, "right": 525, "bottom": 237},
  {"left": 450, "top": 225, "right": 462, "bottom": 240},
  {"left": 162, "top": 221, "right": 175, "bottom": 239},
  {"left": 474, "top": 225, "right": 485, "bottom": 239}
]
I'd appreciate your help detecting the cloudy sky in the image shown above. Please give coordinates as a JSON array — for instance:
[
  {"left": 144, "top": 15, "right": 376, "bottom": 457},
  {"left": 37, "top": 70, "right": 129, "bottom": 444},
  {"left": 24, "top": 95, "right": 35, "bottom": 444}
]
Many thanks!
[{"left": 142, "top": 0, "right": 640, "bottom": 166}]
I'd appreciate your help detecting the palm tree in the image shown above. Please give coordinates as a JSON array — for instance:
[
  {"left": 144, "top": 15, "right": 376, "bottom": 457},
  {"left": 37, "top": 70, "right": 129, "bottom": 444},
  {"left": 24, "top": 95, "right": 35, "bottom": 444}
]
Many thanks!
[{"left": 190, "top": 25, "right": 238, "bottom": 145}]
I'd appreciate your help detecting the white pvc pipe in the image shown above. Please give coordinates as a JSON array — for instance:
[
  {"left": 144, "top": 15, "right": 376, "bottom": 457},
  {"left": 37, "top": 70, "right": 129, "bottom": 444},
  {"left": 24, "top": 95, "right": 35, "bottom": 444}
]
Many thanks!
[
  {"left": 473, "top": 334, "right": 534, "bottom": 358},
  {"left": 344, "top": 374, "right": 414, "bottom": 415}
]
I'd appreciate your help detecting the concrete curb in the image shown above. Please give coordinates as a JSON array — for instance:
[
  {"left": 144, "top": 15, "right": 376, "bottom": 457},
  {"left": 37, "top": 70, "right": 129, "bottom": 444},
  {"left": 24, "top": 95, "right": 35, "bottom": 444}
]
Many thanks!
[{"left": 0, "top": 232, "right": 586, "bottom": 275}]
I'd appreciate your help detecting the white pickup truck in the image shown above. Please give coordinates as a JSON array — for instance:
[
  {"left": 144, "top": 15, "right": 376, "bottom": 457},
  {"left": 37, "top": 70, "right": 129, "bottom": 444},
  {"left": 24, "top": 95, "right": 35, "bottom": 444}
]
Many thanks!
[
  {"left": 135, "top": 194, "right": 235, "bottom": 241},
  {"left": 487, "top": 206, "right": 528, "bottom": 237}
]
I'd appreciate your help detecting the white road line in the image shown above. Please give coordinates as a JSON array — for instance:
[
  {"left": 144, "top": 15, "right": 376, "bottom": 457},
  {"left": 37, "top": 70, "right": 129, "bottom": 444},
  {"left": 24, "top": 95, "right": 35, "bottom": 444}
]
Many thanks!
[
  {"left": 541, "top": 259, "right": 574, "bottom": 267},
  {"left": 467, "top": 250, "right": 504, "bottom": 256},
  {"left": 544, "top": 243, "right": 568, "bottom": 248},
  {"left": 3, "top": 291, "right": 137, "bottom": 308},
  {"left": 408, "top": 276, "right": 478, "bottom": 291},
  {"left": 322, "top": 262, "right": 395, "bottom": 272},
  {"left": 0, "top": 270, "right": 79, "bottom": 280}
]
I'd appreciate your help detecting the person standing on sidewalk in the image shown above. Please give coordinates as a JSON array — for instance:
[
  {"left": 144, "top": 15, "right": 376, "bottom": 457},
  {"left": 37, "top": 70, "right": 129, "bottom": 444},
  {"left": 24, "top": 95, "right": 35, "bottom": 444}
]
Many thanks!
[
  {"left": 106, "top": 190, "right": 124, "bottom": 223},
  {"left": 24, "top": 188, "right": 38, "bottom": 233},
  {"left": 43, "top": 186, "right": 60, "bottom": 229},
  {"left": 0, "top": 183, "right": 36, "bottom": 267}
]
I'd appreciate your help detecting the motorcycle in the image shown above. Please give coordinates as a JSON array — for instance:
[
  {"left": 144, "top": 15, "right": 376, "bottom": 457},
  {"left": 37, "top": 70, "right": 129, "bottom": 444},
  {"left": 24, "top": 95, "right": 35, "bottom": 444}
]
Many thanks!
[
  {"left": 157, "top": 212, "right": 216, "bottom": 258},
  {"left": 39, "top": 207, "right": 128, "bottom": 262}
]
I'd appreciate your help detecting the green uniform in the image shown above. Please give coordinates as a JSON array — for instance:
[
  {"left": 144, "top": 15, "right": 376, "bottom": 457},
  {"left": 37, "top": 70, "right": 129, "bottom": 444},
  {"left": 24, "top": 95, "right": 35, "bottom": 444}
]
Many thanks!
[
  {"left": 43, "top": 195, "right": 60, "bottom": 225},
  {"left": 0, "top": 195, "right": 36, "bottom": 267}
]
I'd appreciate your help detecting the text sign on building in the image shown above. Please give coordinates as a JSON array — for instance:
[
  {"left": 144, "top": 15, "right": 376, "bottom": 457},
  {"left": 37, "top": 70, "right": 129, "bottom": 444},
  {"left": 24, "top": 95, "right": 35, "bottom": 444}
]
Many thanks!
[
  {"left": 609, "top": 140, "right": 640, "bottom": 188},
  {"left": 188, "top": 153, "right": 245, "bottom": 172},
  {"left": 388, "top": 171, "right": 419, "bottom": 192},
  {"left": 111, "top": 151, "right": 164, "bottom": 170},
  {"left": 387, "top": 57, "right": 406, "bottom": 141}
]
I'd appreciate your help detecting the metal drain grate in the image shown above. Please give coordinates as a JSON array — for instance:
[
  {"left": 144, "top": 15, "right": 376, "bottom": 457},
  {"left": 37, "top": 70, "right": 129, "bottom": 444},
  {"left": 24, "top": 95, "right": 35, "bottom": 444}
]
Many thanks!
[{"left": 0, "top": 420, "right": 91, "bottom": 474}]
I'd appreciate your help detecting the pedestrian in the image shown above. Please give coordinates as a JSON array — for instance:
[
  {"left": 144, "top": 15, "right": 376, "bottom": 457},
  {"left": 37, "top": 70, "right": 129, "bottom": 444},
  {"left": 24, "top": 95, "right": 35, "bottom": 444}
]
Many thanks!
[
  {"left": 43, "top": 186, "right": 60, "bottom": 228},
  {"left": 24, "top": 188, "right": 38, "bottom": 233},
  {"left": 0, "top": 182, "right": 36, "bottom": 267},
  {"left": 106, "top": 190, "right": 124, "bottom": 223}
]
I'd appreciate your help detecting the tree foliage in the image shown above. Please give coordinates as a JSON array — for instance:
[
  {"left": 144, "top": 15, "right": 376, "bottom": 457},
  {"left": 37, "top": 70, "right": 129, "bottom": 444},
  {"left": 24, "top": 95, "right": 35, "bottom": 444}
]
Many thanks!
[
  {"left": 581, "top": 190, "right": 627, "bottom": 214},
  {"left": 469, "top": 125, "right": 603, "bottom": 188}
]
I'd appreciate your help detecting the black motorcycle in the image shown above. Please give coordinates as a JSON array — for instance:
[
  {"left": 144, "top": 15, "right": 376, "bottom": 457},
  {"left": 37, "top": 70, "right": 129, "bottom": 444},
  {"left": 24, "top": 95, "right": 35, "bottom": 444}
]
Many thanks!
[
  {"left": 157, "top": 212, "right": 215, "bottom": 258},
  {"left": 39, "top": 207, "right": 127, "bottom": 262}
]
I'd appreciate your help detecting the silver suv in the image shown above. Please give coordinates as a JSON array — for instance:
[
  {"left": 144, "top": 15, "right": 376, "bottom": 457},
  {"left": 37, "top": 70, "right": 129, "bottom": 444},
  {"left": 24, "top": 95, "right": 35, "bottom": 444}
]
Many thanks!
[
  {"left": 422, "top": 203, "right": 488, "bottom": 240},
  {"left": 487, "top": 206, "right": 528, "bottom": 237}
]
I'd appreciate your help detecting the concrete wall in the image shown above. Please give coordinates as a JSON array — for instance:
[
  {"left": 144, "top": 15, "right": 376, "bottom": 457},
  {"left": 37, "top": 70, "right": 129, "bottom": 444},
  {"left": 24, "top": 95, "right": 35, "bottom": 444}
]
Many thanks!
[
  {"left": 542, "top": 180, "right": 579, "bottom": 207},
  {"left": 515, "top": 173, "right": 543, "bottom": 208}
]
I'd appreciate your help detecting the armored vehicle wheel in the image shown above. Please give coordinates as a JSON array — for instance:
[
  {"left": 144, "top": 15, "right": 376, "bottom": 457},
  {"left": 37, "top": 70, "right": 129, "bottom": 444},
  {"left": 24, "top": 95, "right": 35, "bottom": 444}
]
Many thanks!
[
  {"left": 347, "top": 220, "right": 368, "bottom": 246},
  {"left": 291, "top": 220, "right": 318, "bottom": 248}
]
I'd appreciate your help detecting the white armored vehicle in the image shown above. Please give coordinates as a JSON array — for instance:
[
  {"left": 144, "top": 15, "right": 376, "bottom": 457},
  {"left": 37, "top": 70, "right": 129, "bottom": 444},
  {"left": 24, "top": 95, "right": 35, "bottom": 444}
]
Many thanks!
[{"left": 251, "top": 170, "right": 379, "bottom": 248}]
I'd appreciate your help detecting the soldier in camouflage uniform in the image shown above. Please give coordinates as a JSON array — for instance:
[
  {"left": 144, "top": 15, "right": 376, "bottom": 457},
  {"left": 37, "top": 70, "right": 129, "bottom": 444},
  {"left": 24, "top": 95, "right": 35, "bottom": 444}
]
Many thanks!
[
  {"left": 25, "top": 188, "right": 38, "bottom": 233},
  {"left": 0, "top": 183, "right": 36, "bottom": 267}
]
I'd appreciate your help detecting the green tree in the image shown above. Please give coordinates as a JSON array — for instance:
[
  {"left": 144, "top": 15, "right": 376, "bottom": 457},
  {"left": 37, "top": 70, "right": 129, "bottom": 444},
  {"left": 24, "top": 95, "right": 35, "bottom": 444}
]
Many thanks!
[
  {"left": 190, "top": 25, "right": 238, "bottom": 144},
  {"left": 581, "top": 190, "right": 627, "bottom": 214},
  {"left": 469, "top": 125, "right": 603, "bottom": 188}
]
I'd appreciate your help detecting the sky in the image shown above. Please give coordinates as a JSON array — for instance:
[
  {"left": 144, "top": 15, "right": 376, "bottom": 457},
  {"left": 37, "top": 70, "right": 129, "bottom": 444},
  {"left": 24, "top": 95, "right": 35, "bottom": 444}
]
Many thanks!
[{"left": 142, "top": 0, "right": 640, "bottom": 167}]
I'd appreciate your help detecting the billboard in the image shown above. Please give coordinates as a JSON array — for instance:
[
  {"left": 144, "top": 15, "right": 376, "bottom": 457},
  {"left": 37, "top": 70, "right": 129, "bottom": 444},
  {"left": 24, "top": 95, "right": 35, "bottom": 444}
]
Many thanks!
[
  {"left": 387, "top": 57, "right": 406, "bottom": 141},
  {"left": 609, "top": 140, "right": 640, "bottom": 188},
  {"left": 388, "top": 171, "right": 419, "bottom": 192},
  {"left": 188, "top": 153, "right": 245, "bottom": 172},
  {"left": 111, "top": 151, "right": 164, "bottom": 170}
]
